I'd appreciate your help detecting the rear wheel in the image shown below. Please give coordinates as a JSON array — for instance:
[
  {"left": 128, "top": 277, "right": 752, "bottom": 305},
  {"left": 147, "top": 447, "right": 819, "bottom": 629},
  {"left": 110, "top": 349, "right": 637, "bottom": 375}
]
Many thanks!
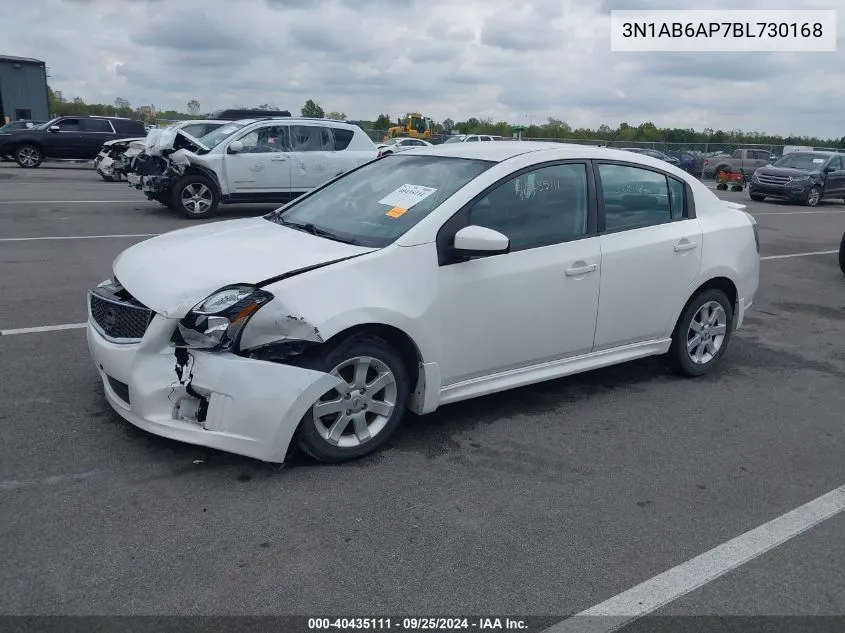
[
  {"left": 839, "top": 231, "right": 845, "bottom": 274},
  {"left": 667, "top": 289, "right": 734, "bottom": 377},
  {"left": 296, "top": 335, "right": 411, "bottom": 463},
  {"left": 750, "top": 193, "right": 765, "bottom": 201},
  {"left": 14, "top": 145, "right": 42, "bottom": 168},
  {"left": 172, "top": 174, "right": 219, "bottom": 219}
]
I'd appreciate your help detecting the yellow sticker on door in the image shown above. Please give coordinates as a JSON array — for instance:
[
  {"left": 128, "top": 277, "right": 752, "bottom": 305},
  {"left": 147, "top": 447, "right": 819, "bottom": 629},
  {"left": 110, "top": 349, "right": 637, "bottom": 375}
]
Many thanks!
[{"left": 385, "top": 207, "right": 407, "bottom": 218}]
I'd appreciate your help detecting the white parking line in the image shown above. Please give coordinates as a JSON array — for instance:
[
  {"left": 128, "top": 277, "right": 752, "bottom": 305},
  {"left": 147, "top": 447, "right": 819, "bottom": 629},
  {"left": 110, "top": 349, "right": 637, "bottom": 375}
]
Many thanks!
[
  {"left": 761, "top": 250, "right": 838, "bottom": 260},
  {"left": 0, "top": 470, "right": 100, "bottom": 492},
  {"left": 752, "top": 209, "right": 845, "bottom": 216},
  {"left": 0, "top": 233, "right": 158, "bottom": 242},
  {"left": 0, "top": 200, "right": 142, "bottom": 204},
  {"left": 0, "top": 323, "right": 87, "bottom": 336},
  {"left": 543, "top": 483, "right": 845, "bottom": 633}
]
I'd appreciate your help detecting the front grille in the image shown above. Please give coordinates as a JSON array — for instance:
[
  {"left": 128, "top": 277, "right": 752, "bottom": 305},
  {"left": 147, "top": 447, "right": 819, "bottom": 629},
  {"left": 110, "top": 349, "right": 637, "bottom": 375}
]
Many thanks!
[
  {"left": 89, "top": 289, "right": 153, "bottom": 341},
  {"left": 757, "top": 173, "right": 791, "bottom": 186},
  {"left": 107, "top": 376, "right": 130, "bottom": 405}
]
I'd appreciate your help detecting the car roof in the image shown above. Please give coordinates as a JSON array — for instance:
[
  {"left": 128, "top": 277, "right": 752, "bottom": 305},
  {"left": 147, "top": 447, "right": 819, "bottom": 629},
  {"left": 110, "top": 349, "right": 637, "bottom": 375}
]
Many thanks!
[
  {"left": 401, "top": 140, "right": 674, "bottom": 164},
  {"left": 787, "top": 150, "right": 838, "bottom": 156}
]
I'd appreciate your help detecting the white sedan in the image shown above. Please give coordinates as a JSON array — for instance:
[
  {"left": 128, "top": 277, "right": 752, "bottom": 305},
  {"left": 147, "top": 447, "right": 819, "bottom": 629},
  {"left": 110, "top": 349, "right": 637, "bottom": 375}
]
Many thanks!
[
  {"left": 86, "top": 142, "right": 760, "bottom": 464},
  {"left": 377, "top": 137, "right": 432, "bottom": 156}
]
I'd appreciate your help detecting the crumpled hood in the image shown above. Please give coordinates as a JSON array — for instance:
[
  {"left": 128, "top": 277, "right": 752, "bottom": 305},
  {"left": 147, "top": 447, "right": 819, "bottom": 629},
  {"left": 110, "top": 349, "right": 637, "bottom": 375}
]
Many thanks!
[
  {"left": 103, "top": 137, "right": 146, "bottom": 148},
  {"left": 112, "top": 217, "right": 376, "bottom": 318}
]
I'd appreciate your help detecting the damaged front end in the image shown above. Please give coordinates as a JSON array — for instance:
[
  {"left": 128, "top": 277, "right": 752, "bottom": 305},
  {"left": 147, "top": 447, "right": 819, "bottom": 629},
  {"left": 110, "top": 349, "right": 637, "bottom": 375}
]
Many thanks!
[
  {"left": 96, "top": 139, "right": 146, "bottom": 181},
  {"left": 126, "top": 129, "right": 210, "bottom": 202},
  {"left": 87, "top": 277, "right": 340, "bottom": 463}
]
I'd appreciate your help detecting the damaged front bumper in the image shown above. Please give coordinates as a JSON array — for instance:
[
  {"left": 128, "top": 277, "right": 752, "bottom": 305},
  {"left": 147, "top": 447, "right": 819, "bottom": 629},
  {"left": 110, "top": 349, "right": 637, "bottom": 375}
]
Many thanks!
[{"left": 86, "top": 313, "right": 343, "bottom": 463}]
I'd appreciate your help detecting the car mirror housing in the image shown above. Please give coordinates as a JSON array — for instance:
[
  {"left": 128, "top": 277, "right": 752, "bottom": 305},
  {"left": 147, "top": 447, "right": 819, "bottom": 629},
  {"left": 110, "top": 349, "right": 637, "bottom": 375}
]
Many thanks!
[
  {"left": 452, "top": 225, "right": 510, "bottom": 258},
  {"left": 49, "top": 125, "right": 60, "bottom": 132},
  {"left": 227, "top": 140, "right": 244, "bottom": 154}
]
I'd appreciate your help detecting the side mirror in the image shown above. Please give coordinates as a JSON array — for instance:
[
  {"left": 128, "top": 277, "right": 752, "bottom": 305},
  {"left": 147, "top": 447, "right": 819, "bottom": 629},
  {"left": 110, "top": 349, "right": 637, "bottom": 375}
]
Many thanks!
[
  {"left": 824, "top": 165, "right": 835, "bottom": 173},
  {"left": 49, "top": 125, "right": 60, "bottom": 132},
  {"left": 227, "top": 140, "right": 244, "bottom": 154},
  {"left": 452, "top": 225, "right": 510, "bottom": 258}
]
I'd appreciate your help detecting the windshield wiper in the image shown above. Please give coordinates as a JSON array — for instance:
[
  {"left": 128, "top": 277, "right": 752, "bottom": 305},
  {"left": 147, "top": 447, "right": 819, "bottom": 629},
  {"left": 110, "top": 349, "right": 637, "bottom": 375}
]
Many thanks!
[{"left": 277, "top": 217, "right": 359, "bottom": 245}]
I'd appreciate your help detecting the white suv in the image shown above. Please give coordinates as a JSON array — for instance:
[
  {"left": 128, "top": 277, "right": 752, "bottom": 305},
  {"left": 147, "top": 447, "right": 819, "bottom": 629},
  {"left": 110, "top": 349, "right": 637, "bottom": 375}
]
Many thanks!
[
  {"left": 442, "top": 134, "right": 501, "bottom": 143},
  {"left": 127, "top": 117, "right": 378, "bottom": 218}
]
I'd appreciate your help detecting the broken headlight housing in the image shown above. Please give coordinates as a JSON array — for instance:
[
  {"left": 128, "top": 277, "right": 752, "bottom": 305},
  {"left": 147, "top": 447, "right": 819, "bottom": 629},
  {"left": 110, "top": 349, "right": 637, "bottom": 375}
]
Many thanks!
[{"left": 171, "top": 284, "right": 273, "bottom": 352}]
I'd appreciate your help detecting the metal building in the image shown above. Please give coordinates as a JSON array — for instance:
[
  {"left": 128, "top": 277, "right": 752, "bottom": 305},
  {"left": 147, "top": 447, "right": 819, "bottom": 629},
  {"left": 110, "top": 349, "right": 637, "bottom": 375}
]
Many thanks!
[{"left": 0, "top": 55, "right": 50, "bottom": 124}]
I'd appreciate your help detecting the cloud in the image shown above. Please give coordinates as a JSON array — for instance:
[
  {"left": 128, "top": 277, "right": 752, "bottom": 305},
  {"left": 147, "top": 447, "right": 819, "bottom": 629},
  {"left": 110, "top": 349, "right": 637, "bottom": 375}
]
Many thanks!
[{"left": 0, "top": 0, "right": 841, "bottom": 138}]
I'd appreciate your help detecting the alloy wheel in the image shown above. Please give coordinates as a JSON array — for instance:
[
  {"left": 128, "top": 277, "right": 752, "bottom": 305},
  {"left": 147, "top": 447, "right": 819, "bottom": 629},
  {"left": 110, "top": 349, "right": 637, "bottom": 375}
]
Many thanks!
[
  {"left": 17, "top": 147, "right": 39, "bottom": 167},
  {"left": 686, "top": 301, "right": 728, "bottom": 365},
  {"left": 180, "top": 183, "right": 213, "bottom": 215},
  {"left": 312, "top": 356, "right": 398, "bottom": 448}
]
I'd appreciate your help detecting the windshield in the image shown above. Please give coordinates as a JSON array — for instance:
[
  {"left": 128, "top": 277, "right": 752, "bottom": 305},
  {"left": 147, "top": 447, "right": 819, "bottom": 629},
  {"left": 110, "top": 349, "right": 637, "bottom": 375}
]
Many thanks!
[
  {"left": 443, "top": 136, "right": 466, "bottom": 144},
  {"left": 33, "top": 118, "right": 59, "bottom": 130},
  {"left": 197, "top": 122, "right": 248, "bottom": 148},
  {"left": 773, "top": 153, "right": 831, "bottom": 170},
  {"left": 271, "top": 154, "right": 494, "bottom": 247}
]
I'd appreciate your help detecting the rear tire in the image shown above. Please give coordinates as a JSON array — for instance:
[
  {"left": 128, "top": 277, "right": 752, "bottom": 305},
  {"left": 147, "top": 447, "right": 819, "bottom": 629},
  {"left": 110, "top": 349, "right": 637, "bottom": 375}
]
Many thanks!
[
  {"left": 667, "top": 288, "right": 735, "bottom": 377},
  {"left": 100, "top": 174, "right": 115, "bottom": 182},
  {"left": 839, "top": 231, "right": 845, "bottom": 274},
  {"left": 172, "top": 174, "right": 219, "bottom": 219},
  {"left": 295, "top": 335, "right": 411, "bottom": 464},
  {"left": 14, "top": 145, "right": 42, "bottom": 168},
  {"left": 749, "top": 193, "right": 765, "bottom": 201}
]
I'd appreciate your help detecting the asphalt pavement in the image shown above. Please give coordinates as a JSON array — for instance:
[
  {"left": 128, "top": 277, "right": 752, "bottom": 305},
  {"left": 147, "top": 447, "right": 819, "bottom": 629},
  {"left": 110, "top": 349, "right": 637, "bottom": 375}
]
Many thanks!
[{"left": 1, "top": 162, "right": 844, "bottom": 625}]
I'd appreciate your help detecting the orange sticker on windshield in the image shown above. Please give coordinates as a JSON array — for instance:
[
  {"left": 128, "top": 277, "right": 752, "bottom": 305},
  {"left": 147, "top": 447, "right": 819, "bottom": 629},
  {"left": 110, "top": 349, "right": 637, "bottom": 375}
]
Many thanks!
[{"left": 385, "top": 207, "right": 407, "bottom": 218}]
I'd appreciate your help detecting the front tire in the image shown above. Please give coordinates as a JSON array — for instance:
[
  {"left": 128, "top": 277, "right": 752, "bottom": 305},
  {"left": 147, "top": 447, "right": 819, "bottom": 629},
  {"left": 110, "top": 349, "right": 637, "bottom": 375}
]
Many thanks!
[
  {"left": 750, "top": 193, "right": 765, "bottom": 201},
  {"left": 805, "top": 186, "right": 821, "bottom": 207},
  {"left": 296, "top": 335, "right": 411, "bottom": 463},
  {"left": 172, "top": 174, "right": 219, "bottom": 219},
  {"left": 14, "top": 145, "right": 42, "bottom": 168},
  {"left": 667, "top": 288, "right": 735, "bottom": 377}
]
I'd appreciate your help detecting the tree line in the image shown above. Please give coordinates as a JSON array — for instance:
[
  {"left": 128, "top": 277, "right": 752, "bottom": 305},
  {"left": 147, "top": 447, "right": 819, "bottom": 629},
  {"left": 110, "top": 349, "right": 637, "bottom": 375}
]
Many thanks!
[{"left": 46, "top": 88, "right": 845, "bottom": 148}]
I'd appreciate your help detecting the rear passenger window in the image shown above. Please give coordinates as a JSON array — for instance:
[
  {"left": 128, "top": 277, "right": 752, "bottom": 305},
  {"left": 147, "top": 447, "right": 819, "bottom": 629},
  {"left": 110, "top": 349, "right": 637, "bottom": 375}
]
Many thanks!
[
  {"left": 599, "top": 164, "right": 672, "bottom": 231},
  {"left": 290, "top": 126, "right": 334, "bottom": 151},
  {"left": 85, "top": 119, "right": 113, "bottom": 133},
  {"left": 332, "top": 128, "right": 354, "bottom": 150},
  {"left": 667, "top": 177, "right": 686, "bottom": 219}
]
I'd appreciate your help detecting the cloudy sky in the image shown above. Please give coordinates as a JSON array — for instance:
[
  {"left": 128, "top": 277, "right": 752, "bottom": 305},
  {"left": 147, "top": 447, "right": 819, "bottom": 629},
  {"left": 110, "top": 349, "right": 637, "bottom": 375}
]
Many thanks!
[{"left": 2, "top": 0, "right": 843, "bottom": 138}]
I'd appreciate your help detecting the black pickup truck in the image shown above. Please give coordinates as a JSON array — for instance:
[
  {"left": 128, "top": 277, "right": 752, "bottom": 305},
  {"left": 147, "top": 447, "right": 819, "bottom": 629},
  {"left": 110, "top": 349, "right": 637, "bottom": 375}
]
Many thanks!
[{"left": 0, "top": 115, "right": 147, "bottom": 168}]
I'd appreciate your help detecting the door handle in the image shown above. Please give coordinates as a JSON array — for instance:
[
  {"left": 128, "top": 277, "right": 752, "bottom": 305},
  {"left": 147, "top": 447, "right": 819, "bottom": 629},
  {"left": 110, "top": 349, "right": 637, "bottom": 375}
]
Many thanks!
[
  {"left": 565, "top": 263, "right": 597, "bottom": 276},
  {"left": 674, "top": 240, "right": 698, "bottom": 252}
]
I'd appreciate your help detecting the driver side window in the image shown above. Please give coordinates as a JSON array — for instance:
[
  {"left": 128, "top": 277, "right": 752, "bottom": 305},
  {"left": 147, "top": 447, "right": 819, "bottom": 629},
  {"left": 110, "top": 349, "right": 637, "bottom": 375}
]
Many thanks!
[
  {"left": 467, "top": 163, "right": 590, "bottom": 252},
  {"left": 236, "top": 125, "right": 288, "bottom": 153}
]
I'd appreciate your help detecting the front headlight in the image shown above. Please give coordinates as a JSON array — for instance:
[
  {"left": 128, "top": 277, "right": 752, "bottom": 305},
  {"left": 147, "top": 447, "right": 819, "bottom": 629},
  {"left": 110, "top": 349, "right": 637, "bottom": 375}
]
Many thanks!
[
  {"left": 790, "top": 175, "right": 810, "bottom": 182},
  {"left": 172, "top": 284, "right": 273, "bottom": 352}
]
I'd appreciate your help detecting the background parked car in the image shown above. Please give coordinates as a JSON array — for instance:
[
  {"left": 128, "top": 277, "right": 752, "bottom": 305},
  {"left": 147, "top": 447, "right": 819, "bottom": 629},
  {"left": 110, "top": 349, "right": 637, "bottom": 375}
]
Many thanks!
[
  {"left": 127, "top": 117, "right": 379, "bottom": 218},
  {"left": 703, "top": 149, "right": 775, "bottom": 179},
  {"left": 748, "top": 151, "right": 845, "bottom": 207},
  {"left": 619, "top": 147, "right": 680, "bottom": 167},
  {"left": 663, "top": 149, "right": 704, "bottom": 176},
  {"left": 0, "top": 115, "right": 146, "bottom": 168},
  {"left": 377, "top": 137, "right": 432, "bottom": 156}
]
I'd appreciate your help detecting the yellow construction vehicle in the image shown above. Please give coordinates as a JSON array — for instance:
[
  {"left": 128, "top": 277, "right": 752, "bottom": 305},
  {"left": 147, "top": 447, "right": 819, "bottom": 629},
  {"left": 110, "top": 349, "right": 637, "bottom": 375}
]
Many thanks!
[{"left": 383, "top": 112, "right": 434, "bottom": 141}]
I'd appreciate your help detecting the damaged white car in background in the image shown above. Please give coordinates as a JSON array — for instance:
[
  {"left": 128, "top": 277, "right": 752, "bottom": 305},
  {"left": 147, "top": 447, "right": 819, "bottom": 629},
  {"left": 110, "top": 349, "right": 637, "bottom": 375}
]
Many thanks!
[
  {"left": 87, "top": 143, "right": 759, "bottom": 466},
  {"left": 126, "top": 117, "right": 379, "bottom": 218},
  {"left": 94, "top": 119, "right": 230, "bottom": 182}
]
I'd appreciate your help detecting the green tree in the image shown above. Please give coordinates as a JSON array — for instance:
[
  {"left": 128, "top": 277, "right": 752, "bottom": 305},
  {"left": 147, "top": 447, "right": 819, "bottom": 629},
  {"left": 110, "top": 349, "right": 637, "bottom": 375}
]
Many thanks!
[
  {"left": 187, "top": 99, "right": 201, "bottom": 115},
  {"left": 325, "top": 111, "right": 347, "bottom": 120},
  {"left": 374, "top": 113, "right": 392, "bottom": 130},
  {"left": 442, "top": 118, "right": 455, "bottom": 134},
  {"left": 301, "top": 99, "right": 325, "bottom": 118}
]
